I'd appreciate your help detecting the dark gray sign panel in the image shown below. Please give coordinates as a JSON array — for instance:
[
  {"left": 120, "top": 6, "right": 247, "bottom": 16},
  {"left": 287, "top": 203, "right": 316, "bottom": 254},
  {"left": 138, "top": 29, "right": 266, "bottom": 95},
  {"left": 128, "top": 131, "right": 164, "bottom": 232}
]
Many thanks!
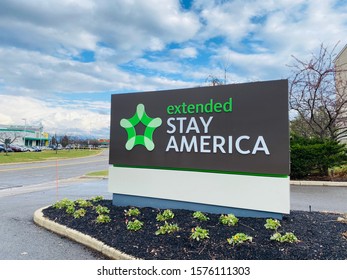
[{"left": 109, "top": 80, "right": 289, "bottom": 175}]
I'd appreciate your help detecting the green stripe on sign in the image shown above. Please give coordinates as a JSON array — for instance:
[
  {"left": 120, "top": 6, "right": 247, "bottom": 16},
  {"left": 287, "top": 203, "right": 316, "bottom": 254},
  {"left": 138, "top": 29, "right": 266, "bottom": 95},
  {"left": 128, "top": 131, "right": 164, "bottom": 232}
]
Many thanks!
[{"left": 112, "top": 164, "right": 288, "bottom": 178}]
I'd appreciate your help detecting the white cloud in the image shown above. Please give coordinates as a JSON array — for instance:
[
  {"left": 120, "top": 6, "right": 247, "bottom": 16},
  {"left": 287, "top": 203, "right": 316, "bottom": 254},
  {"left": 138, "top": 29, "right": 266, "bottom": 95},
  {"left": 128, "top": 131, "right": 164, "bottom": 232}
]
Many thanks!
[
  {"left": 193, "top": 0, "right": 346, "bottom": 56},
  {"left": 132, "top": 58, "right": 184, "bottom": 74},
  {"left": 1, "top": 0, "right": 347, "bottom": 137},
  {"left": 0, "top": 113, "right": 12, "bottom": 124},
  {"left": 0, "top": 0, "right": 200, "bottom": 59},
  {"left": 0, "top": 94, "right": 110, "bottom": 137},
  {"left": 170, "top": 47, "right": 198, "bottom": 58}
]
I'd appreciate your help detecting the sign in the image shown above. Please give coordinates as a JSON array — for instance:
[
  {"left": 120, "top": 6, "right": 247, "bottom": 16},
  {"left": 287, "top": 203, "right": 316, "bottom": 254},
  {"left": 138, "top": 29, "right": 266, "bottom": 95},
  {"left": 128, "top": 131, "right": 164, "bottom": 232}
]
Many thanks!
[{"left": 109, "top": 80, "right": 290, "bottom": 217}]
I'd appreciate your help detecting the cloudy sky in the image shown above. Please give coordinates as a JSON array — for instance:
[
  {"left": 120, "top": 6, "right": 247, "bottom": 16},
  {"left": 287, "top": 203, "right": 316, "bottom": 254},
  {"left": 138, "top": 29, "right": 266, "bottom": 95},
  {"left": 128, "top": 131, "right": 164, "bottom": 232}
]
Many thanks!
[{"left": 1, "top": 0, "right": 346, "bottom": 138}]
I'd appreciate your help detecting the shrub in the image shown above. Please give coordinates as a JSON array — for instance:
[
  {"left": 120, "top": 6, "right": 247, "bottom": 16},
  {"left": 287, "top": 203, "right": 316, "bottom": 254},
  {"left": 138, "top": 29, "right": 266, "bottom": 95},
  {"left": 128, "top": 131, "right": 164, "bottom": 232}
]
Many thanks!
[
  {"left": 155, "top": 222, "right": 180, "bottom": 235},
  {"left": 124, "top": 208, "right": 140, "bottom": 217},
  {"left": 270, "top": 232, "right": 298, "bottom": 243},
  {"left": 190, "top": 227, "right": 209, "bottom": 241},
  {"left": 219, "top": 214, "right": 238, "bottom": 226},
  {"left": 290, "top": 135, "right": 347, "bottom": 179},
  {"left": 227, "top": 233, "right": 253, "bottom": 246},
  {"left": 156, "top": 209, "right": 174, "bottom": 222},
  {"left": 332, "top": 165, "right": 347, "bottom": 178},
  {"left": 96, "top": 214, "right": 111, "bottom": 223},
  {"left": 127, "top": 220, "right": 143, "bottom": 231},
  {"left": 193, "top": 211, "right": 209, "bottom": 221},
  {"left": 91, "top": 196, "right": 104, "bottom": 203},
  {"left": 95, "top": 205, "right": 110, "bottom": 215},
  {"left": 264, "top": 219, "right": 281, "bottom": 231},
  {"left": 73, "top": 208, "right": 86, "bottom": 219},
  {"left": 280, "top": 232, "right": 299, "bottom": 243},
  {"left": 52, "top": 198, "right": 74, "bottom": 209},
  {"left": 75, "top": 199, "right": 93, "bottom": 208},
  {"left": 270, "top": 232, "right": 282, "bottom": 242},
  {"left": 66, "top": 205, "right": 75, "bottom": 215}
]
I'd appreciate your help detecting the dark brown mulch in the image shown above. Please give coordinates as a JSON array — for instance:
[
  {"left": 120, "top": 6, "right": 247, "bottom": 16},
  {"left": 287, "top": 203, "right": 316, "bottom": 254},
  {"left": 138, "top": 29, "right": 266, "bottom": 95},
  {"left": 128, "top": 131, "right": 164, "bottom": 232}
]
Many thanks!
[{"left": 42, "top": 200, "right": 347, "bottom": 260}]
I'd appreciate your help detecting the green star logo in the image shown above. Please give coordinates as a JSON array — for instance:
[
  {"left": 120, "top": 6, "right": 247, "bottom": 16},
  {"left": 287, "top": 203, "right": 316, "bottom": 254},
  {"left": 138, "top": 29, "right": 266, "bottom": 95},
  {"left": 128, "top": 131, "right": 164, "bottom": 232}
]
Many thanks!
[{"left": 120, "top": 104, "right": 162, "bottom": 151}]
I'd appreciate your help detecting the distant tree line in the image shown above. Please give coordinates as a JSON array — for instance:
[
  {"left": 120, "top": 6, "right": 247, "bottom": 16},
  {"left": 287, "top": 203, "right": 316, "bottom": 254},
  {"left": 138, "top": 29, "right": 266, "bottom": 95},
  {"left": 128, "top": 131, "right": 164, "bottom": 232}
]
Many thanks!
[{"left": 50, "top": 135, "right": 100, "bottom": 148}]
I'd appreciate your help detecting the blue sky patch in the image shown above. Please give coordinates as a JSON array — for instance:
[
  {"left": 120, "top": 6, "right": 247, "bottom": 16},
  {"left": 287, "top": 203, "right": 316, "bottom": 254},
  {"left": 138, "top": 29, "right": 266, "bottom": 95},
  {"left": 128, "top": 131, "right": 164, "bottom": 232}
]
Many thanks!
[{"left": 73, "top": 50, "right": 95, "bottom": 63}]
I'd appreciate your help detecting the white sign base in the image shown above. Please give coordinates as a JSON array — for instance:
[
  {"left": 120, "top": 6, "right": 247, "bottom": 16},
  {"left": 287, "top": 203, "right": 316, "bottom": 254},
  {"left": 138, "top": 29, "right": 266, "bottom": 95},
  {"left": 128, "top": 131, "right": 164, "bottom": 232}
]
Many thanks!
[{"left": 108, "top": 166, "right": 290, "bottom": 215}]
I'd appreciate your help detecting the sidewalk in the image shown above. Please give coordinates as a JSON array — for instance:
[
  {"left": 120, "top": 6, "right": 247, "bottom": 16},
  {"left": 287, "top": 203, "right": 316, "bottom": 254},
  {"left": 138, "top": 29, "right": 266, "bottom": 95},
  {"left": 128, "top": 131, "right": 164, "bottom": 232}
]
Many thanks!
[{"left": 290, "top": 180, "right": 347, "bottom": 187}]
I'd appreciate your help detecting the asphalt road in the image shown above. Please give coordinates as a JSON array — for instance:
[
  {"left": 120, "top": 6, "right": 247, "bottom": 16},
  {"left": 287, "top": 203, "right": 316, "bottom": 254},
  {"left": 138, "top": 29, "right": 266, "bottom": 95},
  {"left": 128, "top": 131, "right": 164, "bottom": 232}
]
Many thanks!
[
  {"left": 0, "top": 178, "right": 112, "bottom": 260},
  {"left": 0, "top": 149, "right": 109, "bottom": 190},
  {"left": 0, "top": 150, "right": 110, "bottom": 260},
  {"left": 291, "top": 184, "right": 347, "bottom": 213}
]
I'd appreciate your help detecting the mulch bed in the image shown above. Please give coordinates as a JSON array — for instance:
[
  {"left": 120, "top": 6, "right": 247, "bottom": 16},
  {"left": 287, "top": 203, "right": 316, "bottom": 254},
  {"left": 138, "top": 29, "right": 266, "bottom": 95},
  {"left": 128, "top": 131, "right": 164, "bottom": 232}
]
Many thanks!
[{"left": 42, "top": 200, "right": 347, "bottom": 260}]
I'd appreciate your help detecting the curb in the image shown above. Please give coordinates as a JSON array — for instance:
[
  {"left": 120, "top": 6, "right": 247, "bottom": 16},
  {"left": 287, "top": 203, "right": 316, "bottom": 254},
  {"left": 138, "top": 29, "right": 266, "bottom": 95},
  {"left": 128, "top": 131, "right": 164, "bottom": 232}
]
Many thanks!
[
  {"left": 290, "top": 180, "right": 347, "bottom": 187},
  {"left": 33, "top": 206, "right": 138, "bottom": 260},
  {"left": 80, "top": 175, "right": 108, "bottom": 180},
  {"left": 0, "top": 149, "right": 105, "bottom": 166}
]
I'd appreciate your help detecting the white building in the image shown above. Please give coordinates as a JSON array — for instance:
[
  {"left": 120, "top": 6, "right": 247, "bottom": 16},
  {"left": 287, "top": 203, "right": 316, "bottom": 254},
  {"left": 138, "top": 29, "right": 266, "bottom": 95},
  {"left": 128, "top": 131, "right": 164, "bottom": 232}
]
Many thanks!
[
  {"left": 335, "top": 44, "right": 347, "bottom": 142},
  {"left": 0, "top": 124, "right": 49, "bottom": 147}
]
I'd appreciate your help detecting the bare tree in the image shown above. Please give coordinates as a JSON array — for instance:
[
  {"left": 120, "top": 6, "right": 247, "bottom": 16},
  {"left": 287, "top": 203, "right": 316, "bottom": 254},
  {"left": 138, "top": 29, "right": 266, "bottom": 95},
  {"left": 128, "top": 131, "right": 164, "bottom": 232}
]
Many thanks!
[
  {"left": 205, "top": 54, "right": 232, "bottom": 86},
  {"left": 219, "top": 54, "right": 232, "bottom": 85},
  {"left": 0, "top": 132, "right": 20, "bottom": 156},
  {"left": 205, "top": 75, "right": 224, "bottom": 86},
  {"left": 289, "top": 42, "right": 347, "bottom": 140}
]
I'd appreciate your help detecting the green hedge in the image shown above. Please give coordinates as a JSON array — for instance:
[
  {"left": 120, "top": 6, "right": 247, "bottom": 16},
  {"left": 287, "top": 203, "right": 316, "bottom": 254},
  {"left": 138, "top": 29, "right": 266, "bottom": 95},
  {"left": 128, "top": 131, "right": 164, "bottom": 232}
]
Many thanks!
[{"left": 290, "top": 135, "right": 347, "bottom": 179}]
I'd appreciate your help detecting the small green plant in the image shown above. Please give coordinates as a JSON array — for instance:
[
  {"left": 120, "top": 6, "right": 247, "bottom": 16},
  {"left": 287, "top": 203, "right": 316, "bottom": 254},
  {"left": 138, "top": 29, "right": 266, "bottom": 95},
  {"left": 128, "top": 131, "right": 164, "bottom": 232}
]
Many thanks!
[
  {"left": 66, "top": 205, "right": 76, "bottom": 215},
  {"left": 264, "top": 219, "right": 281, "bottom": 231},
  {"left": 270, "top": 232, "right": 298, "bottom": 243},
  {"left": 190, "top": 227, "right": 210, "bottom": 241},
  {"left": 227, "top": 233, "right": 253, "bottom": 246},
  {"left": 127, "top": 219, "right": 144, "bottom": 231},
  {"left": 124, "top": 208, "right": 141, "bottom": 217},
  {"left": 219, "top": 214, "right": 238, "bottom": 226},
  {"left": 91, "top": 196, "right": 104, "bottom": 203},
  {"left": 156, "top": 209, "right": 175, "bottom": 222},
  {"left": 155, "top": 222, "right": 180, "bottom": 235},
  {"left": 193, "top": 211, "right": 209, "bottom": 221},
  {"left": 96, "top": 214, "right": 111, "bottom": 223},
  {"left": 95, "top": 205, "right": 110, "bottom": 215},
  {"left": 73, "top": 208, "right": 86, "bottom": 219},
  {"left": 265, "top": 219, "right": 297, "bottom": 243},
  {"left": 270, "top": 232, "right": 282, "bottom": 241},
  {"left": 52, "top": 198, "right": 75, "bottom": 209},
  {"left": 75, "top": 199, "right": 93, "bottom": 208},
  {"left": 281, "top": 232, "right": 298, "bottom": 243}
]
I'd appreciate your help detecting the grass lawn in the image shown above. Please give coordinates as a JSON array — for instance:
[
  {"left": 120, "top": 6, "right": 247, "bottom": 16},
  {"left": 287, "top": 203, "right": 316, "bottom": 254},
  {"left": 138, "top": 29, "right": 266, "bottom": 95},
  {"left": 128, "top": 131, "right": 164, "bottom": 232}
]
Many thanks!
[
  {"left": 0, "top": 149, "right": 102, "bottom": 164},
  {"left": 85, "top": 170, "right": 108, "bottom": 177}
]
